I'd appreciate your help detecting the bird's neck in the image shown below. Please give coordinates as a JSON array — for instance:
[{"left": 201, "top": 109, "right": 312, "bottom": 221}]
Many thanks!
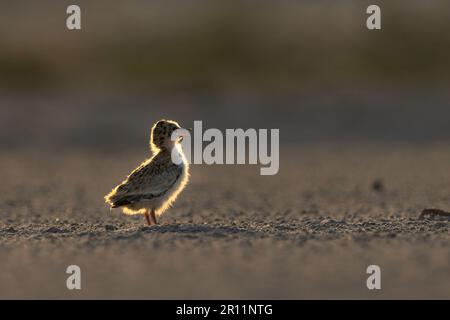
[{"left": 170, "top": 144, "right": 188, "bottom": 166}]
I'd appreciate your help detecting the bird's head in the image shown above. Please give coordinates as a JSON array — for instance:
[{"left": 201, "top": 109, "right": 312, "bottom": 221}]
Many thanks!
[{"left": 150, "top": 119, "right": 187, "bottom": 152}]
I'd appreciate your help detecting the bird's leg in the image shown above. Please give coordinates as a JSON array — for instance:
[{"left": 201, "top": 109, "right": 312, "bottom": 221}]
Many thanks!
[
  {"left": 144, "top": 209, "right": 151, "bottom": 226},
  {"left": 150, "top": 209, "right": 157, "bottom": 225}
]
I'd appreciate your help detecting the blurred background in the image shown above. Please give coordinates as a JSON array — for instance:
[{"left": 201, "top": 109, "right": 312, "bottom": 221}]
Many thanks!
[
  {"left": 2, "top": 0, "right": 450, "bottom": 299},
  {"left": 1, "top": 0, "right": 450, "bottom": 150}
]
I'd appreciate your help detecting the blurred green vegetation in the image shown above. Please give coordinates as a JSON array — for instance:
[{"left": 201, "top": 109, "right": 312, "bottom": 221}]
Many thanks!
[
  {"left": 0, "top": 52, "right": 57, "bottom": 88},
  {"left": 0, "top": 1, "right": 449, "bottom": 93}
]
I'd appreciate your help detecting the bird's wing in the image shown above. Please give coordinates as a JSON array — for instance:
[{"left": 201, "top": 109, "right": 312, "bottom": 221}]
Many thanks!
[{"left": 110, "top": 157, "right": 182, "bottom": 206}]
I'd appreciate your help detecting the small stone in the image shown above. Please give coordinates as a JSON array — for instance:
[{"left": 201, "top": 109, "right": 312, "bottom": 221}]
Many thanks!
[
  {"left": 419, "top": 208, "right": 450, "bottom": 220},
  {"left": 105, "top": 224, "right": 117, "bottom": 231},
  {"left": 44, "top": 226, "right": 67, "bottom": 233},
  {"left": 4, "top": 227, "right": 16, "bottom": 233},
  {"left": 372, "top": 179, "right": 384, "bottom": 192}
]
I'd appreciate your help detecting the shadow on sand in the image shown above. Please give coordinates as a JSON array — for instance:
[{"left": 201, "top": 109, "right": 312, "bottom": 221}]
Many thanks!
[{"left": 139, "top": 223, "right": 262, "bottom": 237}]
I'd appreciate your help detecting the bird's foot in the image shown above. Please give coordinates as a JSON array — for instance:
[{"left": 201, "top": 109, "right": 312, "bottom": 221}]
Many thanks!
[
  {"left": 144, "top": 210, "right": 158, "bottom": 226},
  {"left": 150, "top": 210, "right": 158, "bottom": 225},
  {"left": 144, "top": 211, "right": 152, "bottom": 226}
]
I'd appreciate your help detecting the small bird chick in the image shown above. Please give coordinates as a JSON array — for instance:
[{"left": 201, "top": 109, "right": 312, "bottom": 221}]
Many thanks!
[{"left": 105, "top": 120, "right": 190, "bottom": 225}]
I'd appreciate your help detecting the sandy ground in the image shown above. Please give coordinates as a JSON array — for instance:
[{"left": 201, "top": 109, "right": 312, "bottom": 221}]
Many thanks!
[{"left": 0, "top": 145, "right": 449, "bottom": 299}]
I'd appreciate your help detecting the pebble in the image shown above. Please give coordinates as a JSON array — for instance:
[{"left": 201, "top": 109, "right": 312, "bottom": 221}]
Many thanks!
[{"left": 105, "top": 224, "right": 117, "bottom": 231}]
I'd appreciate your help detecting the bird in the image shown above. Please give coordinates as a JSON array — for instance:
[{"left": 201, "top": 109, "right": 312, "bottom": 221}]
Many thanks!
[{"left": 105, "top": 119, "right": 190, "bottom": 225}]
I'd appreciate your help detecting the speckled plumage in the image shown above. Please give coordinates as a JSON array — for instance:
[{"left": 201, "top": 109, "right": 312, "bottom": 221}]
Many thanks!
[{"left": 105, "top": 120, "right": 189, "bottom": 225}]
